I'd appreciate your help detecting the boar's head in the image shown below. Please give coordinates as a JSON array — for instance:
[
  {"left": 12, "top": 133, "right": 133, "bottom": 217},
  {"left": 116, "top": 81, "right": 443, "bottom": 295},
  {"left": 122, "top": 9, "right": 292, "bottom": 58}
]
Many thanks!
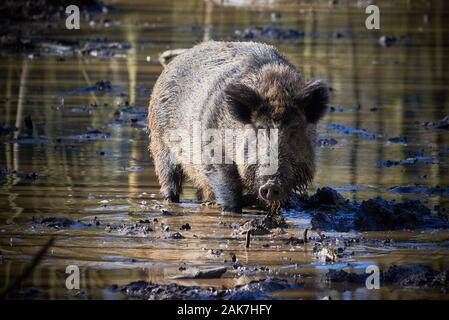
[{"left": 225, "top": 64, "right": 329, "bottom": 204}]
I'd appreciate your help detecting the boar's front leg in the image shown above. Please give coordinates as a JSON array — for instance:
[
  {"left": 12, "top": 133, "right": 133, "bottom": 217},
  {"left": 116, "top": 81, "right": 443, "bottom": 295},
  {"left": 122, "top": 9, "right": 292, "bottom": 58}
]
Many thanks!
[{"left": 205, "top": 165, "right": 243, "bottom": 213}]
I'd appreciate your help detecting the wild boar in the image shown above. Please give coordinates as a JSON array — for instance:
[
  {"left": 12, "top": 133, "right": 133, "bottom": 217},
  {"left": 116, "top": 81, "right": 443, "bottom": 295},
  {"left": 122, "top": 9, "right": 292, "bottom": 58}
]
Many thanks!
[{"left": 148, "top": 41, "right": 329, "bottom": 213}]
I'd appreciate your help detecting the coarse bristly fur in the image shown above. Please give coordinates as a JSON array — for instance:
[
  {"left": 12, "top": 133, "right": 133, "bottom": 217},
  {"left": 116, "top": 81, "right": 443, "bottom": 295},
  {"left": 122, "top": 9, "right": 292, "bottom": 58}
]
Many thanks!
[{"left": 148, "top": 41, "right": 329, "bottom": 213}]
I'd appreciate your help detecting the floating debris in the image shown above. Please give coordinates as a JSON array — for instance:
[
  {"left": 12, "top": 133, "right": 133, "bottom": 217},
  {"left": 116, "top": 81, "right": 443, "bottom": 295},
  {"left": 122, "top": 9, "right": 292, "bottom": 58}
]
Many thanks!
[{"left": 171, "top": 266, "right": 227, "bottom": 279}]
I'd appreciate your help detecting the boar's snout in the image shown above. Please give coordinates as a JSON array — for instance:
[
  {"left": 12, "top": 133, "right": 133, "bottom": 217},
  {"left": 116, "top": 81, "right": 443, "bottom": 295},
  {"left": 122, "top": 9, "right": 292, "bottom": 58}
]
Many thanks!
[{"left": 259, "top": 182, "right": 282, "bottom": 202}]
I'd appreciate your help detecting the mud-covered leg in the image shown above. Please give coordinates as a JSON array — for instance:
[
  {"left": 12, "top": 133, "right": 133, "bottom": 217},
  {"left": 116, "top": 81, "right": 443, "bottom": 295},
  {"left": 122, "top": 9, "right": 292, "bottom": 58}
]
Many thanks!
[
  {"left": 151, "top": 141, "right": 183, "bottom": 202},
  {"left": 160, "top": 164, "right": 183, "bottom": 202},
  {"left": 205, "top": 165, "right": 243, "bottom": 213}
]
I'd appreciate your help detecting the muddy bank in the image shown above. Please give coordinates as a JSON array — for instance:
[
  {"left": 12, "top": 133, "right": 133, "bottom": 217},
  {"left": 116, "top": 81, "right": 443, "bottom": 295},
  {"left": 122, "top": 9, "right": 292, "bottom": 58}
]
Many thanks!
[
  {"left": 0, "top": 168, "right": 42, "bottom": 184},
  {"left": 327, "top": 265, "right": 449, "bottom": 288},
  {"left": 421, "top": 116, "right": 449, "bottom": 130},
  {"left": 288, "top": 187, "right": 449, "bottom": 232},
  {"left": 114, "top": 278, "right": 299, "bottom": 300},
  {"left": 0, "top": 0, "right": 108, "bottom": 25},
  {"left": 0, "top": 0, "right": 118, "bottom": 54},
  {"left": 388, "top": 185, "right": 449, "bottom": 196}
]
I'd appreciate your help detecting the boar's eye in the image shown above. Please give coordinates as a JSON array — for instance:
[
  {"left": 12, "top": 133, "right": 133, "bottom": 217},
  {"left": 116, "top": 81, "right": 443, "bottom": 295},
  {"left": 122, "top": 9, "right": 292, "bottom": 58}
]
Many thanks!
[
  {"left": 225, "top": 83, "right": 262, "bottom": 124},
  {"left": 296, "top": 80, "right": 329, "bottom": 124}
]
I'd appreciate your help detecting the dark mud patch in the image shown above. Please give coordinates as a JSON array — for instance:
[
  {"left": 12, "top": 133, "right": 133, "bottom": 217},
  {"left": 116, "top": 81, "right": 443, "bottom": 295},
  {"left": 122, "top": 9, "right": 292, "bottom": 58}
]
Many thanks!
[
  {"left": 0, "top": 0, "right": 108, "bottom": 24},
  {"left": 33, "top": 40, "right": 131, "bottom": 59},
  {"left": 1, "top": 168, "right": 42, "bottom": 184},
  {"left": 323, "top": 123, "right": 380, "bottom": 140},
  {"left": 60, "top": 80, "right": 122, "bottom": 96},
  {"left": 9, "top": 287, "right": 44, "bottom": 300},
  {"left": 318, "top": 138, "right": 338, "bottom": 147},
  {"left": 239, "top": 215, "right": 288, "bottom": 235},
  {"left": 105, "top": 221, "right": 154, "bottom": 237},
  {"left": 171, "top": 266, "right": 227, "bottom": 279},
  {"left": 387, "top": 136, "right": 409, "bottom": 144},
  {"left": 420, "top": 116, "right": 449, "bottom": 130},
  {"left": 377, "top": 155, "right": 440, "bottom": 167},
  {"left": 291, "top": 187, "right": 449, "bottom": 232},
  {"left": 0, "top": 0, "right": 113, "bottom": 53},
  {"left": 233, "top": 24, "right": 348, "bottom": 42},
  {"left": 326, "top": 265, "right": 449, "bottom": 288},
  {"left": 35, "top": 216, "right": 92, "bottom": 229},
  {"left": 60, "top": 128, "right": 111, "bottom": 141},
  {"left": 0, "top": 124, "right": 18, "bottom": 136},
  {"left": 114, "top": 278, "right": 299, "bottom": 300},
  {"left": 10, "top": 136, "right": 49, "bottom": 145},
  {"left": 108, "top": 106, "right": 147, "bottom": 127},
  {"left": 234, "top": 25, "right": 305, "bottom": 41},
  {"left": 388, "top": 184, "right": 449, "bottom": 196}
]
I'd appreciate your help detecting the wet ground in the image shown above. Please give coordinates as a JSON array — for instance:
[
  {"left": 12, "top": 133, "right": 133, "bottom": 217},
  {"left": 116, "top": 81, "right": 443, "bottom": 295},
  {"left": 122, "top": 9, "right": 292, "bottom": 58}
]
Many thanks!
[{"left": 0, "top": 0, "right": 449, "bottom": 300}]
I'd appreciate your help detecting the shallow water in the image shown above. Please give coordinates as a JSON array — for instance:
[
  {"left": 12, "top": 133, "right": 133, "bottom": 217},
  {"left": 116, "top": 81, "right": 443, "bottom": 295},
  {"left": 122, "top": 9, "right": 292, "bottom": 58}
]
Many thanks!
[{"left": 0, "top": 0, "right": 449, "bottom": 299}]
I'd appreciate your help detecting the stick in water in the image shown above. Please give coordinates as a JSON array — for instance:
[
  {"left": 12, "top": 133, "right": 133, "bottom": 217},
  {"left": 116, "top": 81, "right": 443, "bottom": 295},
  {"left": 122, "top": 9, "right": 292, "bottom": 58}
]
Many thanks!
[
  {"left": 0, "top": 237, "right": 55, "bottom": 299},
  {"left": 245, "top": 231, "right": 251, "bottom": 248},
  {"left": 303, "top": 228, "right": 308, "bottom": 243}
]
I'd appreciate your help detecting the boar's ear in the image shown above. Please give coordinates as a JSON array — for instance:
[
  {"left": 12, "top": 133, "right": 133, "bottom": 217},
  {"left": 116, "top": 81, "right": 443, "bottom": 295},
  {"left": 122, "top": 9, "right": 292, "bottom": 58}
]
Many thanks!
[
  {"left": 225, "top": 83, "right": 262, "bottom": 123},
  {"left": 297, "top": 80, "right": 329, "bottom": 124}
]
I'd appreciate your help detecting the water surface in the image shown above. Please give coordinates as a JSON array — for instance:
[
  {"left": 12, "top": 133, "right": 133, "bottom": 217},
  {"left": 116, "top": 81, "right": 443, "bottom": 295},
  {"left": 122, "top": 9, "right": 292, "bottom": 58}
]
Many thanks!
[{"left": 0, "top": 0, "right": 448, "bottom": 299}]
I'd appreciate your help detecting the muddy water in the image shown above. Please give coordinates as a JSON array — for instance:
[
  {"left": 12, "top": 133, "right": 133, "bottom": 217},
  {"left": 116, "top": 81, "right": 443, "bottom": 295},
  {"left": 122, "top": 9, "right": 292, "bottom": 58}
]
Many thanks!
[{"left": 1, "top": 0, "right": 449, "bottom": 299}]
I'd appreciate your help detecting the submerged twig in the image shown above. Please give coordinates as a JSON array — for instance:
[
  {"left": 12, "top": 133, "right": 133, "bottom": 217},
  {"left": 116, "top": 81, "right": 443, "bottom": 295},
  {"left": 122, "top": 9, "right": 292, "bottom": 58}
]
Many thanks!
[
  {"left": 245, "top": 231, "right": 251, "bottom": 248},
  {"left": 0, "top": 237, "right": 55, "bottom": 299}
]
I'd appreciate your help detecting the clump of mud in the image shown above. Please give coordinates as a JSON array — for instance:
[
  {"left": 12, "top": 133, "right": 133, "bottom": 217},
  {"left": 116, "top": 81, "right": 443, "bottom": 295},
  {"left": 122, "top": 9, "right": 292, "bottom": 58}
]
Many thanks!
[
  {"left": 0, "top": 0, "right": 115, "bottom": 54},
  {"left": 105, "top": 221, "right": 154, "bottom": 237},
  {"left": 114, "top": 278, "right": 299, "bottom": 300},
  {"left": 1, "top": 168, "right": 41, "bottom": 185},
  {"left": 0, "top": 0, "right": 107, "bottom": 24},
  {"left": 326, "top": 265, "right": 449, "bottom": 288},
  {"left": 239, "top": 215, "right": 288, "bottom": 235},
  {"left": 290, "top": 187, "right": 449, "bottom": 232},
  {"left": 0, "top": 124, "right": 18, "bottom": 136},
  {"left": 234, "top": 25, "right": 305, "bottom": 41},
  {"left": 34, "top": 216, "right": 101, "bottom": 229},
  {"left": 421, "top": 115, "right": 449, "bottom": 130}
]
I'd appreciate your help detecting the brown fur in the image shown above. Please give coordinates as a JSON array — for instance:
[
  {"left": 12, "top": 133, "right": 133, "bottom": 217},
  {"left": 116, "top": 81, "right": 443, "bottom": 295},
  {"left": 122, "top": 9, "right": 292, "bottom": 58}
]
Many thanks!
[{"left": 148, "top": 41, "right": 329, "bottom": 212}]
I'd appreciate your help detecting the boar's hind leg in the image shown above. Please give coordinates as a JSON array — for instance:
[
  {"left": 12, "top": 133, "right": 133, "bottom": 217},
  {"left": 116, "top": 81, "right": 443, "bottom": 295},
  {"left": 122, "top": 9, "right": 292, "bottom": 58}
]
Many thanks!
[{"left": 206, "top": 165, "right": 243, "bottom": 213}]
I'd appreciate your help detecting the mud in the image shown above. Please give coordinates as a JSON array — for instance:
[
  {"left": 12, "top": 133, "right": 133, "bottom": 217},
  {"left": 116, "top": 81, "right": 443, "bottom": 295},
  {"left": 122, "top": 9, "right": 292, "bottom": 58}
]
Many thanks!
[
  {"left": 115, "top": 278, "right": 299, "bottom": 300},
  {"left": 388, "top": 185, "right": 449, "bottom": 195},
  {"left": 234, "top": 25, "right": 305, "bottom": 41},
  {"left": 0, "top": 124, "right": 18, "bottom": 136},
  {"left": 295, "top": 188, "right": 449, "bottom": 232},
  {"left": 35, "top": 216, "right": 93, "bottom": 229},
  {"left": 0, "top": 168, "right": 42, "bottom": 184},
  {"left": 327, "top": 265, "right": 449, "bottom": 288},
  {"left": 421, "top": 116, "right": 449, "bottom": 130},
  {"left": 0, "top": 0, "right": 111, "bottom": 53},
  {"left": 238, "top": 215, "right": 288, "bottom": 236},
  {"left": 0, "top": 0, "right": 107, "bottom": 24},
  {"left": 377, "top": 155, "right": 440, "bottom": 167},
  {"left": 171, "top": 266, "right": 227, "bottom": 279},
  {"left": 323, "top": 123, "right": 380, "bottom": 140}
]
